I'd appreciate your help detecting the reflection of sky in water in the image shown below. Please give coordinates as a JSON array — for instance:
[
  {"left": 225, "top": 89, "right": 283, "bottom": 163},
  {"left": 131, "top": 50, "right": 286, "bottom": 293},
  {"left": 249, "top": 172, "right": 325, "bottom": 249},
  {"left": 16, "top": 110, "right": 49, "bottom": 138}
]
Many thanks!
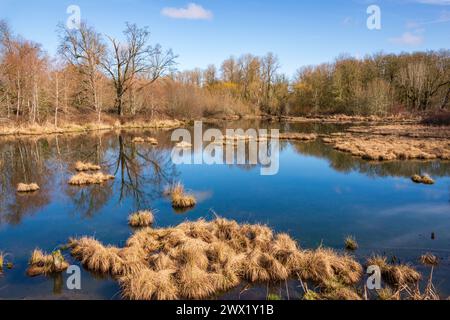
[{"left": 0, "top": 125, "right": 449, "bottom": 299}]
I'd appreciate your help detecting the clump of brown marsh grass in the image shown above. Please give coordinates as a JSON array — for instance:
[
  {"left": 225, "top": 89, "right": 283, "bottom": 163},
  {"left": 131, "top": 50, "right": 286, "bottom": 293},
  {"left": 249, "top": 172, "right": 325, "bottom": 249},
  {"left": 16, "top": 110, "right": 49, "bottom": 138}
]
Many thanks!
[
  {"left": 344, "top": 236, "right": 358, "bottom": 251},
  {"left": 17, "top": 183, "right": 40, "bottom": 193},
  {"left": 168, "top": 183, "right": 197, "bottom": 209},
  {"left": 411, "top": 174, "right": 435, "bottom": 185},
  {"left": 0, "top": 251, "right": 5, "bottom": 273},
  {"left": 69, "top": 172, "right": 115, "bottom": 185},
  {"left": 324, "top": 133, "right": 450, "bottom": 161},
  {"left": 296, "top": 248, "right": 363, "bottom": 286},
  {"left": 128, "top": 211, "right": 154, "bottom": 228},
  {"left": 175, "top": 141, "right": 193, "bottom": 149},
  {"left": 366, "top": 255, "right": 421, "bottom": 288},
  {"left": 420, "top": 253, "right": 439, "bottom": 267},
  {"left": 132, "top": 137, "right": 158, "bottom": 145},
  {"left": 68, "top": 218, "right": 366, "bottom": 300},
  {"left": 278, "top": 133, "right": 318, "bottom": 141},
  {"left": 27, "top": 249, "right": 69, "bottom": 277},
  {"left": 75, "top": 161, "right": 101, "bottom": 172}
]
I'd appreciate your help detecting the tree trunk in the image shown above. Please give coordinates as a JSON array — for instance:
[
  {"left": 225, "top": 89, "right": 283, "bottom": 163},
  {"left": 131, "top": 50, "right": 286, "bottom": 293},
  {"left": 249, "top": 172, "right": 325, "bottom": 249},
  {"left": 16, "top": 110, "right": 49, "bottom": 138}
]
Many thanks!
[{"left": 55, "top": 74, "right": 59, "bottom": 127}]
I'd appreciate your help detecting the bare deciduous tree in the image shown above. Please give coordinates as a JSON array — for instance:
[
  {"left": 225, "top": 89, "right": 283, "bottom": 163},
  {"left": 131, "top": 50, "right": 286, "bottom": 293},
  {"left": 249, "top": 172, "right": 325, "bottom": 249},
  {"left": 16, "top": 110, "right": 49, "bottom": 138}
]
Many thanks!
[
  {"left": 102, "top": 23, "right": 177, "bottom": 116},
  {"left": 58, "top": 22, "right": 106, "bottom": 121}
]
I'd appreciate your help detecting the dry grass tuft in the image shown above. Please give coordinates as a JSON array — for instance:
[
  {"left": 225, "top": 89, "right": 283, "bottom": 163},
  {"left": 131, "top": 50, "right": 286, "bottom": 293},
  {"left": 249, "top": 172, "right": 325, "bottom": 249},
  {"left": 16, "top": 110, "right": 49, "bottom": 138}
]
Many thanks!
[
  {"left": 324, "top": 131, "right": 450, "bottom": 161},
  {"left": 67, "top": 218, "right": 432, "bottom": 300},
  {"left": 75, "top": 161, "right": 101, "bottom": 172},
  {"left": 411, "top": 174, "right": 435, "bottom": 185},
  {"left": 367, "top": 255, "right": 421, "bottom": 288},
  {"left": 27, "top": 249, "right": 69, "bottom": 277},
  {"left": 17, "top": 183, "right": 40, "bottom": 193},
  {"left": 175, "top": 141, "right": 193, "bottom": 149},
  {"left": 420, "top": 253, "right": 439, "bottom": 267},
  {"left": 169, "top": 183, "right": 197, "bottom": 209},
  {"left": 128, "top": 211, "right": 154, "bottom": 228},
  {"left": 278, "top": 133, "right": 318, "bottom": 141},
  {"left": 377, "top": 287, "right": 399, "bottom": 300},
  {"left": 132, "top": 137, "right": 158, "bottom": 145},
  {"left": 69, "top": 172, "right": 115, "bottom": 185},
  {"left": 321, "top": 280, "right": 362, "bottom": 300},
  {"left": 344, "top": 236, "right": 358, "bottom": 251},
  {"left": 0, "top": 252, "right": 5, "bottom": 273}
]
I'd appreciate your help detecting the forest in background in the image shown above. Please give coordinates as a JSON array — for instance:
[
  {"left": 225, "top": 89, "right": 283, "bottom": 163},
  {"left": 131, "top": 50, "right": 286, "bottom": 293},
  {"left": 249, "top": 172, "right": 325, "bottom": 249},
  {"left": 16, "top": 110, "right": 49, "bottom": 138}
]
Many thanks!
[{"left": 0, "top": 19, "right": 449, "bottom": 126}]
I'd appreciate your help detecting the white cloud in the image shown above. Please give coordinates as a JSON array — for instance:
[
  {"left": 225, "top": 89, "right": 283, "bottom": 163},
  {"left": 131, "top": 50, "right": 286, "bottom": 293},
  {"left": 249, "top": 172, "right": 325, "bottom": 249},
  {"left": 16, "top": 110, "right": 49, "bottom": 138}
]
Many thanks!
[
  {"left": 389, "top": 32, "right": 424, "bottom": 46},
  {"left": 161, "top": 3, "right": 213, "bottom": 20}
]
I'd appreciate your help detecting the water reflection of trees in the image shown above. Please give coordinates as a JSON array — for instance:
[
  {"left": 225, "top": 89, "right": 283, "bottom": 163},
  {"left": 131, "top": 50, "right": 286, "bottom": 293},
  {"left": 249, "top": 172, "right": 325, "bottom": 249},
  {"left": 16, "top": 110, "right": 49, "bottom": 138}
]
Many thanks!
[
  {"left": 293, "top": 141, "right": 450, "bottom": 178},
  {"left": 0, "top": 138, "right": 52, "bottom": 225},
  {"left": 0, "top": 131, "right": 178, "bottom": 225},
  {"left": 112, "top": 133, "right": 177, "bottom": 209}
]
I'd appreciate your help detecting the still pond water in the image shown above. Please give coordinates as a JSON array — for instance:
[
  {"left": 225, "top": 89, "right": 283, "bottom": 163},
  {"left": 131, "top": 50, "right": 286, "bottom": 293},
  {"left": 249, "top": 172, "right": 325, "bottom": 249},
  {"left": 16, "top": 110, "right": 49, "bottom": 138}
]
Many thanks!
[{"left": 0, "top": 121, "right": 449, "bottom": 299}]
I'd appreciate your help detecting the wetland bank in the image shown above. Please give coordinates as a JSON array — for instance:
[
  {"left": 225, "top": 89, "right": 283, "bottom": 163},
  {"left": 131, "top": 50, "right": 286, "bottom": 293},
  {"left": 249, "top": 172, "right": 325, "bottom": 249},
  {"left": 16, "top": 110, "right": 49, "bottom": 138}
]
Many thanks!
[{"left": 0, "top": 120, "right": 449, "bottom": 300}]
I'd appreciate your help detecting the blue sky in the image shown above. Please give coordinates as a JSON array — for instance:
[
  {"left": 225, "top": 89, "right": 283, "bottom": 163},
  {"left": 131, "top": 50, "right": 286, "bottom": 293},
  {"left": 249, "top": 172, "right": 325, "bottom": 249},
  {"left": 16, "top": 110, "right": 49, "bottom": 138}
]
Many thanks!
[{"left": 1, "top": 0, "right": 449, "bottom": 76}]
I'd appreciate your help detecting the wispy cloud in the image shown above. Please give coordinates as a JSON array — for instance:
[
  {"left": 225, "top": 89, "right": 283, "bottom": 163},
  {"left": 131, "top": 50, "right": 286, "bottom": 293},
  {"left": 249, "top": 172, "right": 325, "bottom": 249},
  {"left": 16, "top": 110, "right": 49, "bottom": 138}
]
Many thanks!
[
  {"left": 389, "top": 31, "right": 425, "bottom": 46},
  {"left": 161, "top": 3, "right": 213, "bottom": 20}
]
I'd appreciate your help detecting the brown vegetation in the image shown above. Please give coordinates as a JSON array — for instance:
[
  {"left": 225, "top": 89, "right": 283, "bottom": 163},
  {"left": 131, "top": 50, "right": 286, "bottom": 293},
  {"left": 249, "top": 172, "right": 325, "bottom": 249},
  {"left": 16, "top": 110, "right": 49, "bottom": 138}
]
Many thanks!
[
  {"left": 69, "top": 172, "right": 115, "bottom": 185},
  {"left": 68, "top": 218, "right": 366, "bottom": 300},
  {"left": 366, "top": 255, "right": 421, "bottom": 289},
  {"left": 175, "top": 141, "right": 193, "bottom": 149},
  {"left": 344, "top": 236, "right": 358, "bottom": 251},
  {"left": 0, "top": 119, "right": 183, "bottom": 138},
  {"left": 420, "top": 253, "right": 439, "bottom": 267},
  {"left": 411, "top": 175, "right": 435, "bottom": 185},
  {"left": 283, "top": 114, "right": 420, "bottom": 124},
  {"left": 27, "top": 249, "right": 69, "bottom": 277},
  {"left": 0, "top": 252, "right": 4, "bottom": 273},
  {"left": 132, "top": 137, "right": 158, "bottom": 145},
  {"left": 17, "top": 183, "right": 40, "bottom": 193},
  {"left": 323, "top": 133, "right": 450, "bottom": 161},
  {"left": 278, "top": 133, "right": 318, "bottom": 141},
  {"left": 347, "top": 124, "right": 450, "bottom": 139},
  {"left": 128, "top": 211, "right": 155, "bottom": 228},
  {"left": 2, "top": 19, "right": 447, "bottom": 125},
  {"left": 169, "top": 183, "right": 197, "bottom": 209},
  {"left": 75, "top": 161, "right": 101, "bottom": 172}
]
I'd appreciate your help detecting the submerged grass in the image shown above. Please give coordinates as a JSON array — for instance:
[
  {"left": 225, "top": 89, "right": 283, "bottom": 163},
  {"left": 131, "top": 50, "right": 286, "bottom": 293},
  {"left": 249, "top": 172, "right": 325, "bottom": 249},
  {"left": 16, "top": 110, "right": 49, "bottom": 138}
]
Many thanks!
[
  {"left": 69, "top": 172, "right": 115, "bottom": 185},
  {"left": 17, "top": 183, "right": 40, "bottom": 193}
]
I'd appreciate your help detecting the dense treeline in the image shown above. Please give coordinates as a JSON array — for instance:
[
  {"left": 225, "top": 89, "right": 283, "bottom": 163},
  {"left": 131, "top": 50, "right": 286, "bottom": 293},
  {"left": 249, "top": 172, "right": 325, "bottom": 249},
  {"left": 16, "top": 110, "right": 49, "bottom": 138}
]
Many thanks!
[
  {"left": 291, "top": 52, "right": 450, "bottom": 116},
  {"left": 0, "top": 20, "right": 449, "bottom": 126}
]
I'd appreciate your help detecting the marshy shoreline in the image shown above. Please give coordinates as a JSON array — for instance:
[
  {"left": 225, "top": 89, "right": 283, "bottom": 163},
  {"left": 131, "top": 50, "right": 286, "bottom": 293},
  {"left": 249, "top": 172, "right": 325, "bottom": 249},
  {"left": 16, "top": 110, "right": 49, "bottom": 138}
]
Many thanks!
[{"left": 0, "top": 117, "right": 449, "bottom": 301}]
